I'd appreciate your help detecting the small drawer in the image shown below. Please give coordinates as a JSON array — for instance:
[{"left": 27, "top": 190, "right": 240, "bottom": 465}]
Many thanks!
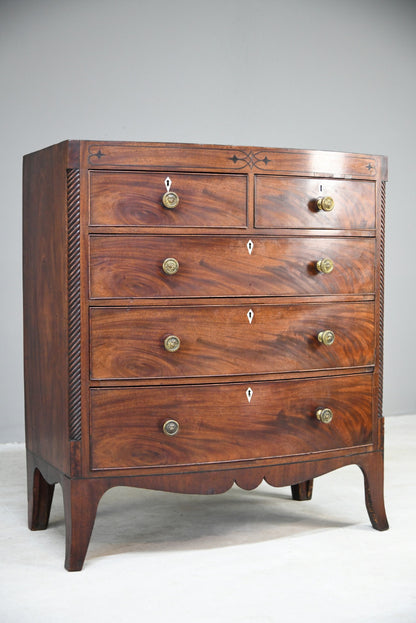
[
  {"left": 255, "top": 176, "right": 375, "bottom": 229},
  {"left": 89, "top": 302, "right": 375, "bottom": 381},
  {"left": 89, "top": 171, "right": 247, "bottom": 227},
  {"left": 89, "top": 374, "right": 373, "bottom": 469},
  {"left": 89, "top": 235, "right": 375, "bottom": 299}
]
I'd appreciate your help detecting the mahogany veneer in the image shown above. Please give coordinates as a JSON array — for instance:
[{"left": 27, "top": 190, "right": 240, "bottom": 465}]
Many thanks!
[
  {"left": 90, "top": 302, "right": 375, "bottom": 380},
  {"left": 23, "top": 141, "right": 389, "bottom": 570},
  {"left": 89, "top": 235, "right": 375, "bottom": 299}
]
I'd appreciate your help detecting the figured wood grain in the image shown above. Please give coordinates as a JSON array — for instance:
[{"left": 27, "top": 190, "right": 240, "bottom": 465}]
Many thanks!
[
  {"left": 255, "top": 176, "right": 375, "bottom": 229},
  {"left": 89, "top": 374, "right": 373, "bottom": 469},
  {"left": 23, "top": 140, "right": 388, "bottom": 570},
  {"left": 89, "top": 171, "right": 247, "bottom": 227},
  {"left": 89, "top": 235, "right": 375, "bottom": 299},
  {"left": 90, "top": 302, "right": 375, "bottom": 380}
]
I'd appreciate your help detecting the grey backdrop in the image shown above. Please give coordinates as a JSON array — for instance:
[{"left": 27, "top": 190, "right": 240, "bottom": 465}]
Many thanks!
[{"left": 1, "top": 0, "right": 415, "bottom": 442}]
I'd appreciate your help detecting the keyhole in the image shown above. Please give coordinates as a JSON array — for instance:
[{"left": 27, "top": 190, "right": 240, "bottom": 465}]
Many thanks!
[
  {"left": 247, "top": 309, "right": 254, "bottom": 324},
  {"left": 246, "top": 387, "right": 253, "bottom": 403},
  {"left": 247, "top": 240, "right": 254, "bottom": 255}
]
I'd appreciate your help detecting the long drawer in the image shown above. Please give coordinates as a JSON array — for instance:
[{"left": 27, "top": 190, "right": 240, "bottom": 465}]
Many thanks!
[
  {"left": 89, "top": 171, "right": 247, "bottom": 227},
  {"left": 89, "top": 235, "right": 375, "bottom": 299},
  {"left": 90, "top": 302, "right": 375, "bottom": 380},
  {"left": 255, "top": 176, "right": 375, "bottom": 229},
  {"left": 89, "top": 374, "right": 374, "bottom": 470}
]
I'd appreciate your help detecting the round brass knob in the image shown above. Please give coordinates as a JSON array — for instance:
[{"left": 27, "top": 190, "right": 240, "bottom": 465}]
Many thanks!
[
  {"left": 162, "top": 257, "right": 179, "bottom": 275},
  {"left": 162, "top": 191, "right": 179, "bottom": 209},
  {"left": 164, "top": 335, "right": 181, "bottom": 352},
  {"left": 163, "top": 419, "right": 180, "bottom": 436},
  {"left": 316, "top": 408, "right": 333, "bottom": 424},
  {"left": 318, "top": 330, "right": 335, "bottom": 346},
  {"left": 316, "top": 258, "right": 334, "bottom": 274},
  {"left": 317, "top": 196, "right": 335, "bottom": 212}
]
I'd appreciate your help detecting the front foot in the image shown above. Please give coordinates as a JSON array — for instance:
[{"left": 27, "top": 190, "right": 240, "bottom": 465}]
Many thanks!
[
  {"left": 61, "top": 477, "right": 108, "bottom": 571},
  {"left": 359, "top": 452, "right": 389, "bottom": 531}
]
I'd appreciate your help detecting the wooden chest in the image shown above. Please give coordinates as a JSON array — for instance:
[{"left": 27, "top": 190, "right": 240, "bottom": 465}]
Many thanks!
[{"left": 23, "top": 141, "right": 389, "bottom": 570}]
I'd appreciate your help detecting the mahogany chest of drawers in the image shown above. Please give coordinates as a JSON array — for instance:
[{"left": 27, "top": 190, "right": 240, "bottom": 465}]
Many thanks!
[{"left": 23, "top": 141, "right": 389, "bottom": 570}]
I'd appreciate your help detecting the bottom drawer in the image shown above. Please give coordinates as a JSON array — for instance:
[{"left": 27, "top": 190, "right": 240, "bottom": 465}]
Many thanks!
[{"left": 90, "top": 374, "right": 374, "bottom": 470}]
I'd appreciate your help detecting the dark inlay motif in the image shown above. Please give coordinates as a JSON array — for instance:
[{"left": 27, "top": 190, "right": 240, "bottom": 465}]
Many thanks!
[{"left": 229, "top": 150, "right": 271, "bottom": 170}]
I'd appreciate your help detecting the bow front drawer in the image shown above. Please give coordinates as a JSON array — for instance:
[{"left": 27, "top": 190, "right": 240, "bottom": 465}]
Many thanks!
[
  {"left": 89, "top": 374, "right": 373, "bottom": 470},
  {"left": 89, "top": 235, "right": 375, "bottom": 299},
  {"left": 255, "top": 176, "right": 375, "bottom": 229},
  {"left": 89, "top": 302, "right": 375, "bottom": 380},
  {"left": 89, "top": 171, "right": 247, "bottom": 227}
]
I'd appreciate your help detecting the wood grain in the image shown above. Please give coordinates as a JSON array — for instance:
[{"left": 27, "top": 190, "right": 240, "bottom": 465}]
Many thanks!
[
  {"left": 90, "top": 302, "right": 375, "bottom": 380},
  {"left": 89, "top": 235, "right": 375, "bottom": 299},
  {"left": 23, "top": 140, "right": 388, "bottom": 570},
  {"left": 255, "top": 176, "right": 375, "bottom": 229},
  {"left": 89, "top": 374, "right": 373, "bottom": 470},
  {"left": 84, "top": 141, "right": 387, "bottom": 180},
  {"left": 23, "top": 142, "right": 71, "bottom": 473},
  {"left": 89, "top": 171, "right": 247, "bottom": 227}
]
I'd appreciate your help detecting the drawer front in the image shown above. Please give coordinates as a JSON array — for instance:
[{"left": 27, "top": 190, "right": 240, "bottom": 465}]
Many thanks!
[
  {"left": 90, "top": 302, "right": 375, "bottom": 380},
  {"left": 89, "top": 171, "right": 247, "bottom": 227},
  {"left": 89, "top": 235, "right": 375, "bottom": 299},
  {"left": 255, "top": 176, "right": 375, "bottom": 229},
  {"left": 89, "top": 374, "right": 373, "bottom": 469}
]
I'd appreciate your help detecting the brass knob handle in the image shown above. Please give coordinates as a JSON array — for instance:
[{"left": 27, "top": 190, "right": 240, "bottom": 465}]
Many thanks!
[
  {"left": 164, "top": 335, "right": 181, "bottom": 352},
  {"left": 317, "top": 196, "right": 335, "bottom": 212},
  {"left": 318, "top": 330, "right": 335, "bottom": 345},
  {"left": 162, "top": 257, "right": 179, "bottom": 275},
  {"left": 162, "top": 191, "right": 179, "bottom": 209},
  {"left": 316, "top": 408, "right": 333, "bottom": 424},
  {"left": 163, "top": 419, "right": 180, "bottom": 436},
  {"left": 316, "top": 258, "right": 334, "bottom": 274}
]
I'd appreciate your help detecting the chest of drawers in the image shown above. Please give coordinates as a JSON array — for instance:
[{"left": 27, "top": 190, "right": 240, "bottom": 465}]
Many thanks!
[{"left": 23, "top": 141, "right": 389, "bottom": 570}]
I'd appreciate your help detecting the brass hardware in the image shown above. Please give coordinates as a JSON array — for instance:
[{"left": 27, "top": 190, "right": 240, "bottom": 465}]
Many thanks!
[
  {"left": 162, "top": 191, "right": 179, "bottom": 209},
  {"left": 316, "top": 258, "right": 334, "bottom": 274},
  {"left": 316, "top": 408, "right": 333, "bottom": 424},
  {"left": 318, "top": 330, "right": 335, "bottom": 345},
  {"left": 162, "top": 257, "right": 179, "bottom": 275},
  {"left": 163, "top": 419, "right": 180, "bottom": 436},
  {"left": 164, "top": 335, "right": 181, "bottom": 352},
  {"left": 317, "top": 196, "right": 335, "bottom": 212},
  {"left": 162, "top": 176, "right": 179, "bottom": 209}
]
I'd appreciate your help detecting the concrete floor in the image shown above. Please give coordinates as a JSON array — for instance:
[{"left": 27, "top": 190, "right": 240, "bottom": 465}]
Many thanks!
[{"left": 1, "top": 414, "right": 415, "bottom": 622}]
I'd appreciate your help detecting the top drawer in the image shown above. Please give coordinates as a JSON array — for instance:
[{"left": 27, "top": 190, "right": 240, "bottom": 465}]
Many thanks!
[
  {"left": 255, "top": 176, "right": 375, "bottom": 230},
  {"left": 89, "top": 171, "right": 247, "bottom": 227}
]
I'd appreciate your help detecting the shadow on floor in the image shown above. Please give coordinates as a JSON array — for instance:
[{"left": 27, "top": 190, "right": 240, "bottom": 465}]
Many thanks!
[{"left": 47, "top": 482, "right": 352, "bottom": 560}]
